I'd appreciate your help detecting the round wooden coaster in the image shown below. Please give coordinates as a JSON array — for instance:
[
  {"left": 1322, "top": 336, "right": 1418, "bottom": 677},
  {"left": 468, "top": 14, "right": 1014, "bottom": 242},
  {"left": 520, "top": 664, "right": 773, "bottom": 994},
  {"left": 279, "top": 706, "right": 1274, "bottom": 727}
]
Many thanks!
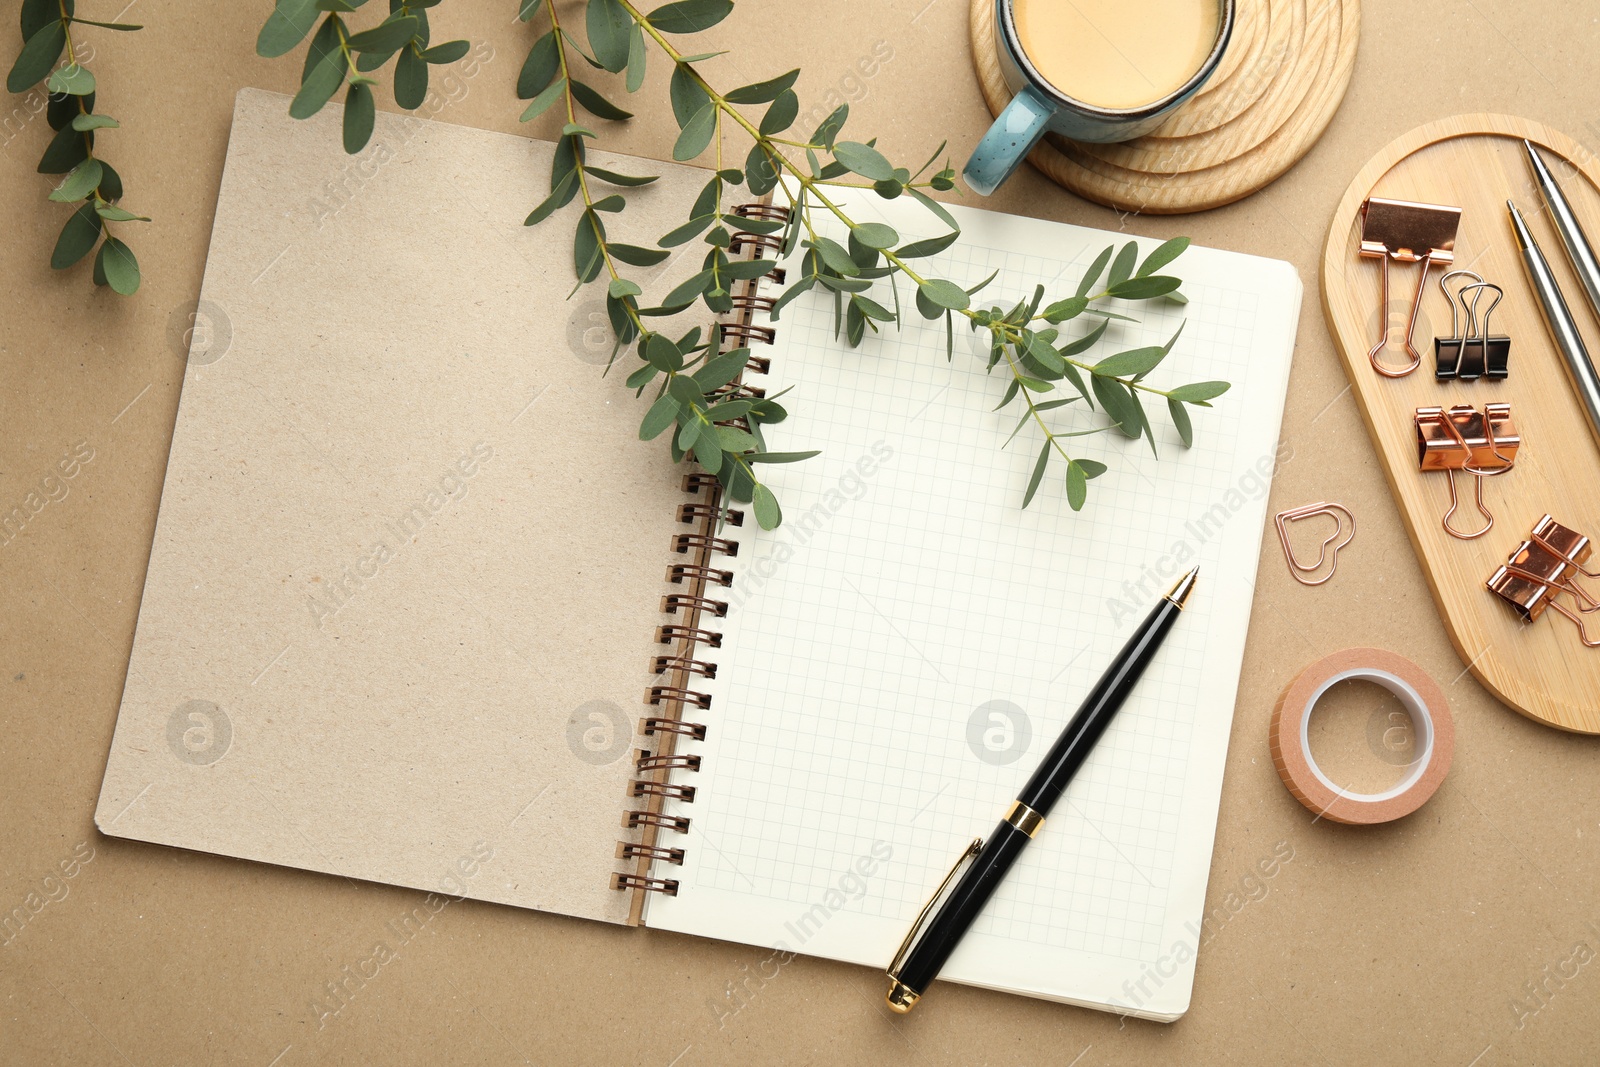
[{"left": 968, "top": 0, "right": 1360, "bottom": 214}]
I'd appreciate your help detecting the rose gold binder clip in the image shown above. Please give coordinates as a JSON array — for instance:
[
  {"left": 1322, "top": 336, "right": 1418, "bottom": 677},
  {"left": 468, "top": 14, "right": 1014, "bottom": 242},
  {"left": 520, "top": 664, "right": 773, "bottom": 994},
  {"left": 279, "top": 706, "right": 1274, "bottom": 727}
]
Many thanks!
[
  {"left": 1360, "top": 197, "right": 1462, "bottom": 378},
  {"left": 1487, "top": 515, "right": 1600, "bottom": 648},
  {"left": 1274, "top": 502, "right": 1356, "bottom": 586},
  {"left": 1414, "top": 403, "right": 1519, "bottom": 540}
]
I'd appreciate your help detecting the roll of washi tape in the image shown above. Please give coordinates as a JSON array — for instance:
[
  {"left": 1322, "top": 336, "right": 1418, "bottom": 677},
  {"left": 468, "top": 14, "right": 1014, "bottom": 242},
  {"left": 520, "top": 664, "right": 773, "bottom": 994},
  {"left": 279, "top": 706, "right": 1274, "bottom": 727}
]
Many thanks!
[{"left": 1269, "top": 648, "right": 1454, "bottom": 825}]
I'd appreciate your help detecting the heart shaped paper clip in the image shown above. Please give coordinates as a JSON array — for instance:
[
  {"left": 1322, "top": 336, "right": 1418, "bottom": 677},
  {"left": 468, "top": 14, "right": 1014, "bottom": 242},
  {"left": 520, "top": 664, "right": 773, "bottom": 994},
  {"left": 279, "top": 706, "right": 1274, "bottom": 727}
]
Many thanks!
[{"left": 1275, "top": 502, "right": 1357, "bottom": 586}]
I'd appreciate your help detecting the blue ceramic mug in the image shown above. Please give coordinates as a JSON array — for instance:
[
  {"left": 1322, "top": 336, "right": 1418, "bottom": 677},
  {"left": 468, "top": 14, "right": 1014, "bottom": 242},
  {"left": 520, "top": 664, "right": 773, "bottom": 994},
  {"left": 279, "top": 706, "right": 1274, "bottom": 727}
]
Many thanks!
[{"left": 964, "top": 0, "right": 1236, "bottom": 196}]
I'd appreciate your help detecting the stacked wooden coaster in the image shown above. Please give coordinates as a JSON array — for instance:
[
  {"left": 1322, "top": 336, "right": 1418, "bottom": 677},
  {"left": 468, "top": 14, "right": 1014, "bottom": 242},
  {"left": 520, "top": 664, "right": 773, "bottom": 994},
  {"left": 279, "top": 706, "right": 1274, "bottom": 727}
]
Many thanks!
[{"left": 968, "top": 0, "right": 1360, "bottom": 214}]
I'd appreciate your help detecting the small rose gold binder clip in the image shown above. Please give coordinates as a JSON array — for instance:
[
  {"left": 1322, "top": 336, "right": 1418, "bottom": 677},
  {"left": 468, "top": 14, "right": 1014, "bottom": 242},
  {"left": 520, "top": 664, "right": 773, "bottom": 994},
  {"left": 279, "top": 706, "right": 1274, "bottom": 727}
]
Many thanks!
[
  {"left": 1487, "top": 515, "right": 1600, "bottom": 648},
  {"left": 1360, "top": 196, "right": 1462, "bottom": 378},
  {"left": 1414, "top": 402, "right": 1519, "bottom": 540},
  {"left": 1274, "top": 502, "right": 1356, "bottom": 586}
]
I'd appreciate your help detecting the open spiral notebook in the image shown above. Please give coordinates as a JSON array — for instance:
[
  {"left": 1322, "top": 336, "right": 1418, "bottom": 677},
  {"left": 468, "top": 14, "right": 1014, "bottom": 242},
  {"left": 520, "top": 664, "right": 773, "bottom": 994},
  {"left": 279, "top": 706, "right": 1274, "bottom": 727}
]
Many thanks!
[{"left": 97, "top": 90, "right": 1298, "bottom": 1020}]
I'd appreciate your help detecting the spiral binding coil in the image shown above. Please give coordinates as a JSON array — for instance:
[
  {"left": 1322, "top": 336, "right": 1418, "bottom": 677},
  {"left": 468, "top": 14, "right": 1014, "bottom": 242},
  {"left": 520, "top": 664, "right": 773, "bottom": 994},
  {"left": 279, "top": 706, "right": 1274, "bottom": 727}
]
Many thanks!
[{"left": 613, "top": 201, "right": 789, "bottom": 906}]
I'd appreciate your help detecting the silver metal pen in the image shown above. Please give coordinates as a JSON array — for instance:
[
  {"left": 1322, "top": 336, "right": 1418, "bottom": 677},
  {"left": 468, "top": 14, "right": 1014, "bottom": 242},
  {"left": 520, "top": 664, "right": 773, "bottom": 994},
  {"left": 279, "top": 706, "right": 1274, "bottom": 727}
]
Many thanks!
[
  {"left": 1508, "top": 201, "right": 1600, "bottom": 449},
  {"left": 1524, "top": 140, "right": 1600, "bottom": 323}
]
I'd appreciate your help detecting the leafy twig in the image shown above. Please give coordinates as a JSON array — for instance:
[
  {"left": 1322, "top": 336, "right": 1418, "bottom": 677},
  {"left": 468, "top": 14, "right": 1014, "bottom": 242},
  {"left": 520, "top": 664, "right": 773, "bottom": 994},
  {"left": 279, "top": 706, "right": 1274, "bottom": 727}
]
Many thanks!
[
  {"left": 7, "top": 0, "right": 146, "bottom": 293},
  {"left": 257, "top": 0, "right": 472, "bottom": 155}
]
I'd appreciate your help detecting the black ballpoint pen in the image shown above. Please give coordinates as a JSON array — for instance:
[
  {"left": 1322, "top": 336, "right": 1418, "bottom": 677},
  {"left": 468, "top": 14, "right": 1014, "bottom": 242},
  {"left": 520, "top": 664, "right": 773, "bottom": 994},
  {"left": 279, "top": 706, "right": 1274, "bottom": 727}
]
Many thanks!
[{"left": 885, "top": 567, "right": 1199, "bottom": 1013}]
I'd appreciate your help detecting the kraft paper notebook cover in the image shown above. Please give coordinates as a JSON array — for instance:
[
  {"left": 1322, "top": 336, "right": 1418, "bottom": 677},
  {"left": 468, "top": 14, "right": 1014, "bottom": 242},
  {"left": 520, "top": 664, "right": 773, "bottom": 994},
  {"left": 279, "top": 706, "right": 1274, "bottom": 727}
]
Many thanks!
[{"left": 97, "top": 89, "right": 1301, "bottom": 1019}]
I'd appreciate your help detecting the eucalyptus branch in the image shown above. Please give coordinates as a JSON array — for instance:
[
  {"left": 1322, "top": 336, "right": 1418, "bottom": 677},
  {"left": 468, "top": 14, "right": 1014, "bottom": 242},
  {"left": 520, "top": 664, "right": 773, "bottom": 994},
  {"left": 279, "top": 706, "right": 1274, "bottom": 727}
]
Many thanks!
[
  {"left": 261, "top": 0, "right": 1235, "bottom": 525},
  {"left": 6, "top": 0, "right": 146, "bottom": 292},
  {"left": 257, "top": 0, "right": 472, "bottom": 155},
  {"left": 592, "top": 0, "right": 1229, "bottom": 515}
]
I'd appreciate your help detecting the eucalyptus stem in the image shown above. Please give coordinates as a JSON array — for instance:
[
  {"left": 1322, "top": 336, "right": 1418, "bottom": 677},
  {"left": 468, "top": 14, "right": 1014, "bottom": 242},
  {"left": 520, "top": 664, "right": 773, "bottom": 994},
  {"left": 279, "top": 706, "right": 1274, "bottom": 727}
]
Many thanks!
[{"left": 5, "top": 0, "right": 146, "bottom": 291}]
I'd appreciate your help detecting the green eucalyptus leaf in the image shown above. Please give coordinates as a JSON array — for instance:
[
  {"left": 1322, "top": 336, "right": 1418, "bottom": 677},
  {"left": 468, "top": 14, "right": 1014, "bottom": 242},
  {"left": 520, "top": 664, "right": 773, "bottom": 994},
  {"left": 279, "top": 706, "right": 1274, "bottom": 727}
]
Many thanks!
[
  {"left": 69, "top": 112, "right": 118, "bottom": 131},
  {"left": 673, "top": 103, "right": 716, "bottom": 160},
  {"left": 94, "top": 203, "right": 149, "bottom": 222},
  {"left": 573, "top": 209, "right": 605, "bottom": 282},
  {"left": 1075, "top": 244, "right": 1113, "bottom": 298},
  {"left": 1106, "top": 275, "right": 1181, "bottom": 300},
  {"left": 47, "top": 87, "right": 91, "bottom": 131},
  {"left": 645, "top": 332, "right": 686, "bottom": 372},
  {"left": 1167, "top": 381, "right": 1231, "bottom": 403},
  {"left": 1022, "top": 439, "right": 1050, "bottom": 509},
  {"left": 21, "top": 0, "right": 59, "bottom": 40},
  {"left": 570, "top": 78, "right": 632, "bottom": 120},
  {"left": 524, "top": 168, "right": 577, "bottom": 225},
  {"left": 745, "top": 142, "right": 779, "bottom": 196},
  {"left": 659, "top": 214, "right": 714, "bottom": 247},
  {"left": 394, "top": 46, "right": 428, "bottom": 108},
  {"left": 640, "top": 394, "right": 679, "bottom": 439},
  {"left": 37, "top": 121, "right": 88, "bottom": 173},
  {"left": 809, "top": 236, "right": 858, "bottom": 276},
  {"left": 343, "top": 81, "right": 376, "bottom": 154},
  {"left": 95, "top": 159, "right": 121, "bottom": 199},
  {"left": 609, "top": 243, "right": 671, "bottom": 266},
  {"left": 421, "top": 39, "right": 469, "bottom": 64},
  {"left": 647, "top": 0, "right": 735, "bottom": 34},
  {"left": 768, "top": 274, "right": 815, "bottom": 320},
  {"left": 660, "top": 268, "right": 714, "bottom": 309},
  {"left": 759, "top": 88, "right": 798, "bottom": 136},
  {"left": 517, "top": 30, "right": 559, "bottom": 98},
  {"left": 669, "top": 64, "right": 709, "bottom": 126},
  {"left": 908, "top": 188, "right": 959, "bottom": 232},
  {"left": 810, "top": 103, "right": 848, "bottom": 148},
  {"left": 1167, "top": 398, "right": 1193, "bottom": 447},
  {"left": 748, "top": 450, "right": 819, "bottom": 464},
  {"left": 832, "top": 140, "right": 893, "bottom": 181},
  {"left": 625, "top": 21, "right": 646, "bottom": 91},
  {"left": 586, "top": 166, "right": 657, "bottom": 187},
  {"left": 851, "top": 221, "right": 898, "bottom": 250},
  {"left": 693, "top": 348, "right": 750, "bottom": 390},
  {"left": 47, "top": 158, "right": 102, "bottom": 202},
  {"left": 715, "top": 425, "right": 758, "bottom": 453},
  {"left": 751, "top": 483, "right": 781, "bottom": 529},
  {"left": 1065, "top": 460, "right": 1088, "bottom": 511},
  {"left": 97, "top": 235, "right": 139, "bottom": 295},
  {"left": 257, "top": 0, "right": 320, "bottom": 58},
  {"left": 290, "top": 40, "right": 346, "bottom": 119},
  {"left": 1042, "top": 296, "right": 1087, "bottom": 323},
  {"left": 726, "top": 69, "right": 799, "bottom": 104},
  {"left": 1091, "top": 345, "right": 1165, "bottom": 379},
  {"left": 1107, "top": 240, "right": 1138, "bottom": 288},
  {"left": 50, "top": 202, "right": 101, "bottom": 269},
  {"left": 519, "top": 76, "right": 567, "bottom": 120},
  {"left": 917, "top": 278, "right": 969, "bottom": 311},
  {"left": 1058, "top": 317, "right": 1109, "bottom": 357},
  {"left": 45, "top": 62, "right": 94, "bottom": 96},
  {"left": 626, "top": 362, "right": 659, "bottom": 390},
  {"left": 345, "top": 15, "right": 417, "bottom": 53},
  {"left": 1136, "top": 236, "right": 1189, "bottom": 277},
  {"left": 586, "top": 0, "right": 631, "bottom": 72},
  {"left": 895, "top": 230, "right": 958, "bottom": 259}
]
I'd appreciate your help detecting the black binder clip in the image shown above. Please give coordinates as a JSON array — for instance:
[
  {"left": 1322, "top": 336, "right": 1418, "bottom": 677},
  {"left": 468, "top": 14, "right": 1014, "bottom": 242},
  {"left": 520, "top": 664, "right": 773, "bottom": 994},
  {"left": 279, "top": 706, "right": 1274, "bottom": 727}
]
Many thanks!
[{"left": 1435, "top": 270, "right": 1510, "bottom": 381}]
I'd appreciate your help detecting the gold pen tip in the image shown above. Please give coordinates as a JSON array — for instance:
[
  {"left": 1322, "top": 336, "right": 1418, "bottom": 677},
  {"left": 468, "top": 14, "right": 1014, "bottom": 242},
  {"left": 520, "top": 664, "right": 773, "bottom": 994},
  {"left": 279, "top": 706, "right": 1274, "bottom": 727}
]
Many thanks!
[
  {"left": 1164, "top": 567, "right": 1199, "bottom": 610},
  {"left": 886, "top": 980, "right": 921, "bottom": 1013}
]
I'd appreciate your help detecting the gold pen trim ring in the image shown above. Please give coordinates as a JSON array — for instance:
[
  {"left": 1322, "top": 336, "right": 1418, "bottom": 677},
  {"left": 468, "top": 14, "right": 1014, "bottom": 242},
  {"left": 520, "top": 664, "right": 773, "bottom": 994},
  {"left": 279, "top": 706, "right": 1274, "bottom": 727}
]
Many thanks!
[{"left": 1004, "top": 800, "right": 1045, "bottom": 838}]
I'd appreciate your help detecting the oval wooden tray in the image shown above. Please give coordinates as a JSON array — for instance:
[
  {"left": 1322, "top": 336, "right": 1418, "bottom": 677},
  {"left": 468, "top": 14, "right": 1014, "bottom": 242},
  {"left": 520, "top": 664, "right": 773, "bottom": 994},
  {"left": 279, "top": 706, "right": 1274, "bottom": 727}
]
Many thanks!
[{"left": 1321, "top": 114, "right": 1600, "bottom": 733}]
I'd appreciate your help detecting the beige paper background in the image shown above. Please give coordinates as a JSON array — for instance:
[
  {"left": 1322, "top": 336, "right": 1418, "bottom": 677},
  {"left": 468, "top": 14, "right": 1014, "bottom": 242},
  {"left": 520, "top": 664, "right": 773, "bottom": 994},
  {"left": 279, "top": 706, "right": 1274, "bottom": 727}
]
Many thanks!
[{"left": 4, "top": 1, "right": 1599, "bottom": 1063}]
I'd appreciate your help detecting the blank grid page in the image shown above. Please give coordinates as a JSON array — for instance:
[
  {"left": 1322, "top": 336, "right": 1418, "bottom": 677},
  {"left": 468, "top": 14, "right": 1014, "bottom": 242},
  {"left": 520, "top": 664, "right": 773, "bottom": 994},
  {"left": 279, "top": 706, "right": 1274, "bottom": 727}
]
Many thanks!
[{"left": 647, "top": 190, "right": 1300, "bottom": 1020}]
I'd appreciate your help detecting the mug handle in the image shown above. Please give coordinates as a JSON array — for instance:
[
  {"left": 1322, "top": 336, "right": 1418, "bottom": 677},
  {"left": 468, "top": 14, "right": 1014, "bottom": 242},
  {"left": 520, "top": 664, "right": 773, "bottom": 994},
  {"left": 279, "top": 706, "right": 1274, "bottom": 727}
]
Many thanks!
[{"left": 962, "top": 84, "right": 1055, "bottom": 196}]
